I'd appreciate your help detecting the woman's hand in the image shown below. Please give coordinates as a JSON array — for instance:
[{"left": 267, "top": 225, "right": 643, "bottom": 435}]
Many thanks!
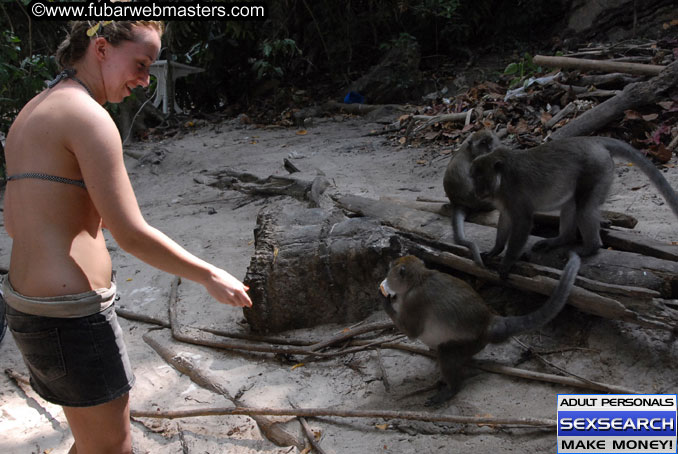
[{"left": 203, "top": 266, "right": 253, "bottom": 307}]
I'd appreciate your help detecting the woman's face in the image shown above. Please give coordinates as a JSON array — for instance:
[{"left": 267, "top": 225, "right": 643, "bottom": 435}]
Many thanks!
[{"left": 100, "top": 26, "right": 161, "bottom": 103}]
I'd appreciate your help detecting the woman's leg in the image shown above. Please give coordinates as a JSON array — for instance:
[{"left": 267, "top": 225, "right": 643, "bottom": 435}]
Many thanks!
[{"left": 63, "top": 393, "right": 132, "bottom": 454}]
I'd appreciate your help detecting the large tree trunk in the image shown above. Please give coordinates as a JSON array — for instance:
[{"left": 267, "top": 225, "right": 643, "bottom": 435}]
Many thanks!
[{"left": 243, "top": 199, "right": 402, "bottom": 333}]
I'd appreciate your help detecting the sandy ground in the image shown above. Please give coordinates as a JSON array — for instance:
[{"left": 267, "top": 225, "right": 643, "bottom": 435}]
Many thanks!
[{"left": 1, "top": 114, "right": 677, "bottom": 454}]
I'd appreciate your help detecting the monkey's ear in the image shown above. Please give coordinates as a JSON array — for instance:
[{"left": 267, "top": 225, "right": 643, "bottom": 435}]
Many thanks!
[{"left": 493, "top": 159, "right": 504, "bottom": 172}]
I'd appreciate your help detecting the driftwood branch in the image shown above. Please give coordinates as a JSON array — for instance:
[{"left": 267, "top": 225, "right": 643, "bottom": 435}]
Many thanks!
[
  {"left": 130, "top": 405, "right": 557, "bottom": 428},
  {"left": 5, "top": 368, "right": 30, "bottom": 386},
  {"left": 155, "top": 280, "right": 305, "bottom": 449},
  {"left": 602, "top": 229, "right": 678, "bottom": 262},
  {"left": 299, "top": 415, "right": 327, "bottom": 454},
  {"left": 533, "top": 55, "right": 664, "bottom": 76},
  {"left": 512, "top": 338, "right": 625, "bottom": 391},
  {"left": 307, "top": 321, "right": 395, "bottom": 352},
  {"left": 550, "top": 60, "right": 678, "bottom": 139},
  {"left": 410, "top": 243, "right": 673, "bottom": 332},
  {"left": 143, "top": 329, "right": 304, "bottom": 449},
  {"left": 472, "top": 361, "right": 641, "bottom": 395},
  {"left": 152, "top": 309, "right": 643, "bottom": 396},
  {"left": 289, "top": 400, "right": 329, "bottom": 454},
  {"left": 378, "top": 342, "right": 642, "bottom": 394},
  {"left": 323, "top": 100, "right": 414, "bottom": 115},
  {"left": 411, "top": 111, "right": 477, "bottom": 133},
  {"left": 335, "top": 194, "right": 678, "bottom": 330},
  {"left": 545, "top": 102, "right": 576, "bottom": 129},
  {"left": 381, "top": 196, "right": 639, "bottom": 230},
  {"left": 575, "top": 73, "right": 643, "bottom": 87},
  {"left": 115, "top": 307, "right": 170, "bottom": 328}
]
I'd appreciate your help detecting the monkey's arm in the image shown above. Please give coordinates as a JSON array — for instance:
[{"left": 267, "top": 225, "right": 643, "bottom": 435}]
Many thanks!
[
  {"left": 393, "top": 287, "right": 428, "bottom": 340},
  {"left": 381, "top": 296, "right": 398, "bottom": 321},
  {"left": 498, "top": 203, "right": 533, "bottom": 279},
  {"left": 483, "top": 211, "right": 510, "bottom": 259},
  {"left": 381, "top": 294, "right": 423, "bottom": 339}
]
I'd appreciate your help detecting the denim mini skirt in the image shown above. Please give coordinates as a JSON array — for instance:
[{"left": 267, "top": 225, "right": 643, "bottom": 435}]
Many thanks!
[{"left": 5, "top": 302, "right": 135, "bottom": 407}]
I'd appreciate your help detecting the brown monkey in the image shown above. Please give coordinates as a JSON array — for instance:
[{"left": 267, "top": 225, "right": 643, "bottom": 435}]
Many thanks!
[
  {"left": 443, "top": 129, "right": 503, "bottom": 266},
  {"left": 380, "top": 252, "right": 581, "bottom": 405},
  {"left": 469, "top": 137, "right": 678, "bottom": 278}
]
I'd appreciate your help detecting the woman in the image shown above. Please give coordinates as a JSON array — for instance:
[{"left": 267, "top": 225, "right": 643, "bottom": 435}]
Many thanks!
[{"left": 3, "top": 21, "right": 252, "bottom": 453}]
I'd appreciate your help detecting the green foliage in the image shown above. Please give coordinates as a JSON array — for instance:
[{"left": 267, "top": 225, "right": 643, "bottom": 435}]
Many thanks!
[
  {"left": 0, "top": 0, "right": 569, "bottom": 119},
  {"left": 504, "top": 53, "right": 542, "bottom": 88},
  {"left": 0, "top": 31, "right": 54, "bottom": 128},
  {"left": 411, "top": 0, "right": 461, "bottom": 20},
  {"left": 0, "top": 30, "right": 56, "bottom": 177},
  {"left": 250, "top": 38, "right": 302, "bottom": 80}
]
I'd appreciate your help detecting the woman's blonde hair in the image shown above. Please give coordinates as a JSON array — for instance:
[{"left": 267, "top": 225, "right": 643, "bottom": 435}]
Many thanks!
[{"left": 55, "top": 21, "right": 164, "bottom": 69}]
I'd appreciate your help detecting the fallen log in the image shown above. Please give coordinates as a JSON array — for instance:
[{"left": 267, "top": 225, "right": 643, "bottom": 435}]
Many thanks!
[
  {"left": 575, "top": 73, "right": 643, "bottom": 88},
  {"left": 601, "top": 229, "right": 678, "bottom": 262},
  {"left": 198, "top": 168, "right": 332, "bottom": 208},
  {"left": 242, "top": 198, "right": 402, "bottom": 333},
  {"left": 381, "top": 196, "right": 639, "bottom": 230},
  {"left": 550, "top": 60, "right": 678, "bottom": 139},
  {"left": 202, "top": 169, "right": 678, "bottom": 331},
  {"left": 533, "top": 55, "right": 664, "bottom": 76},
  {"left": 334, "top": 194, "right": 678, "bottom": 330}
]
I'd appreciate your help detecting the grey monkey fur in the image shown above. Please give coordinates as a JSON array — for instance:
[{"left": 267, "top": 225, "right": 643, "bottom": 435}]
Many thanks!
[
  {"left": 380, "top": 252, "right": 581, "bottom": 405},
  {"left": 469, "top": 136, "right": 678, "bottom": 278},
  {"left": 443, "top": 129, "right": 503, "bottom": 266}
]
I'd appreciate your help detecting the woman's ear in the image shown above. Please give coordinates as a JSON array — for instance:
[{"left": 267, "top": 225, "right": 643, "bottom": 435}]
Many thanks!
[{"left": 93, "top": 36, "right": 108, "bottom": 61}]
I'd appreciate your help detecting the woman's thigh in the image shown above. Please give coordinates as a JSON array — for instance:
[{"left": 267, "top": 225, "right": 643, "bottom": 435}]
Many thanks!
[{"left": 63, "top": 392, "right": 132, "bottom": 454}]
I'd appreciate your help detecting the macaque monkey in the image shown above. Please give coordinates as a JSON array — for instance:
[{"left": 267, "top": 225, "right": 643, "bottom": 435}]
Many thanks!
[
  {"left": 443, "top": 129, "right": 503, "bottom": 266},
  {"left": 380, "top": 252, "right": 581, "bottom": 405},
  {"left": 469, "top": 137, "right": 678, "bottom": 278}
]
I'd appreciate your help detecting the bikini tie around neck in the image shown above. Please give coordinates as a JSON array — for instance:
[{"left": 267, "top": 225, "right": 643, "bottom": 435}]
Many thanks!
[{"left": 47, "top": 68, "right": 94, "bottom": 98}]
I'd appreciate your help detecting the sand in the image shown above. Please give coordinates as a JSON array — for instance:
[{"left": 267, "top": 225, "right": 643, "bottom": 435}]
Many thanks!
[{"left": 1, "top": 115, "right": 676, "bottom": 453}]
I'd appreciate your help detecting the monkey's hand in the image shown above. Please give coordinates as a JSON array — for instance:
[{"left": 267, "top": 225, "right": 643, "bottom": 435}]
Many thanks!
[{"left": 380, "top": 280, "right": 398, "bottom": 321}]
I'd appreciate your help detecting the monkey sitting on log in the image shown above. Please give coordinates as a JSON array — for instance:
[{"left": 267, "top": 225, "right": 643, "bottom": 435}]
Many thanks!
[
  {"left": 379, "top": 252, "right": 581, "bottom": 406},
  {"left": 443, "top": 129, "right": 503, "bottom": 266},
  {"left": 469, "top": 137, "right": 678, "bottom": 279}
]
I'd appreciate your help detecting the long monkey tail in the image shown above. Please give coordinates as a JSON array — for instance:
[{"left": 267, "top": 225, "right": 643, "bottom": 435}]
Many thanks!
[
  {"left": 602, "top": 138, "right": 678, "bottom": 219},
  {"left": 451, "top": 205, "right": 485, "bottom": 267},
  {"left": 486, "top": 251, "right": 581, "bottom": 343}
]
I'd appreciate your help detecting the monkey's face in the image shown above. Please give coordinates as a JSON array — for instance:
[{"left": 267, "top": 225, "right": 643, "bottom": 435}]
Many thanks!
[
  {"left": 470, "top": 156, "right": 502, "bottom": 200},
  {"left": 380, "top": 255, "right": 423, "bottom": 299}
]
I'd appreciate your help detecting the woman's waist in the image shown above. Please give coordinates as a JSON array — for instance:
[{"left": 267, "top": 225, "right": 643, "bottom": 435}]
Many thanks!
[
  {"left": 9, "top": 237, "right": 112, "bottom": 297},
  {"left": 2, "top": 272, "right": 117, "bottom": 318}
]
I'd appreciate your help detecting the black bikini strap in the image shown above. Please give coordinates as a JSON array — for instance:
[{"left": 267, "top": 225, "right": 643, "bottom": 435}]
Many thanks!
[{"left": 7, "top": 173, "right": 86, "bottom": 189}]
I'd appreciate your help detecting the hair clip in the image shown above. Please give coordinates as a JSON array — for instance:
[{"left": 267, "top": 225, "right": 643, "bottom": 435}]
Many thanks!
[{"left": 87, "top": 21, "right": 114, "bottom": 37}]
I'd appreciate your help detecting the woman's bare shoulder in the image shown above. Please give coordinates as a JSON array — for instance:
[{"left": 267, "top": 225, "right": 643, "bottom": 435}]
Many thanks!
[
  {"left": 44, "top": 87, "right": 122, "bottom": 152},
  {"left": 20, "top": 86, "right": 112, "bottom": 134}
]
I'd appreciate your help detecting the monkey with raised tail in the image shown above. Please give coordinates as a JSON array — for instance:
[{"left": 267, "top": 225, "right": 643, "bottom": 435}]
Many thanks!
[
  {"left": 469, "top": 137, "right": 678, "bottom": 279},
  {"left": 379, "top": 252, "right": 581, "bottom": 405},
  {"left": 443, "top": 129, "right": 503, "bottom": 266}
]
